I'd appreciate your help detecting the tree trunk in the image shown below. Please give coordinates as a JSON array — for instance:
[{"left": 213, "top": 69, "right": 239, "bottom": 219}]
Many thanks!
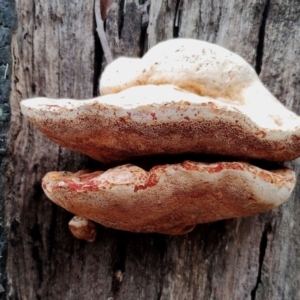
[{"left": 2, "top": 0, "right": 300, "bottom": 299}]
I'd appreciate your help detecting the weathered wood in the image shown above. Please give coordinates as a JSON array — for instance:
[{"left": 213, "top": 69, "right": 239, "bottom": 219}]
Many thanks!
[
  {"left": 253, "top": 2, "right": 300, "bottom": 298},
  {"left": 3, "top": 0, "right": 300, "bottom": 299}
]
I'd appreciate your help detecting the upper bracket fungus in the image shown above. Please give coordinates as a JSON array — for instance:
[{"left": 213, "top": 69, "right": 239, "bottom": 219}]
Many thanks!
[
  {"left": 21, "top": 84, "right": 300, "bottom": 163},
  {"left": 21, "top": 38, "right": 299, "bottom": 237}
]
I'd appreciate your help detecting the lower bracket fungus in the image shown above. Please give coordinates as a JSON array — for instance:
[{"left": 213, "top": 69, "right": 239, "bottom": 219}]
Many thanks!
[
  {"left": 43, "top": 162, "right": 295, "bottom": 235},
  {"left": 21, "top": 38, "right": 299, "bottom": 238}
]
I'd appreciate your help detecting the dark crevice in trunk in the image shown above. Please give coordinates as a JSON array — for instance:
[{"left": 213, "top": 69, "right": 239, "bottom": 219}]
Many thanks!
[
  {"left": 93, "top": 2, "right": 103, "bottom": 97},
  {"left": 173, "top": 0, "right": 182, "bottom": 37},
  {"left": 251, "top": 223, "right": 272, "bottom": 299},
  {"left": 57, "top": 28, "right": 61, "bottom": 98},
  {"left": 93, "top": 30, "right": 103, "bottom": 96},
  {"left": 118, "top": 0, "right": 125, "bottom": 38},
  {"left": 31, "top": 1, "right": 36, "bottom": 97},
  {"left": 47, "top": 204, "right": 57, "bottom": 262},
  {"left": 29, "top": 223, "right": 43, "bottom": 287},
  {"left": 140, "top": 25, "right": 148, "bottom": 57},
  {"left": 255, "top": 0, "right": 270, "bottom": 75},
  {"left": 157, "top": 281, "right": 163, "bottom": 300}
]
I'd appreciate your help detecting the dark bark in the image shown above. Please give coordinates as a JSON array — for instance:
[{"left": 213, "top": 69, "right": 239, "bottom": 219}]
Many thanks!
[
  {"left": 0, "top": 1, "right": 16, "bottom": 298},
  {"left": 2, "top": 0, "right": 300, "bottom": 299}
]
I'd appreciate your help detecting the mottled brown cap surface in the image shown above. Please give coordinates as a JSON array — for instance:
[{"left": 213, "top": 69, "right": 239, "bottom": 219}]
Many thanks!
[
  {"left": 42, "top": 161, "right": 295, "bottom": 235},
  {"left": 21, "top": 85, "right": 300, "bottom": 163}
]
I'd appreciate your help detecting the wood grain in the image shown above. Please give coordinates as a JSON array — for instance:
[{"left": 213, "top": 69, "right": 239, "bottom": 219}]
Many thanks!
[{"left": 3, "top": 0, "right": 300, "bottom": 299}]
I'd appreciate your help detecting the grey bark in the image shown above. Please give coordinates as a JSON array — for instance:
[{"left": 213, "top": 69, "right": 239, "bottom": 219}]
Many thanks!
[{"left": 2, "top": 0, "right": 300, "bottom": 299}]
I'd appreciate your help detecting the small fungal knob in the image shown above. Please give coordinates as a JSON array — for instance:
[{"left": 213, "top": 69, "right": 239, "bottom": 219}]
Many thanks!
[{"left": 68, "top": 215, "right": 97, "bottom": 242}]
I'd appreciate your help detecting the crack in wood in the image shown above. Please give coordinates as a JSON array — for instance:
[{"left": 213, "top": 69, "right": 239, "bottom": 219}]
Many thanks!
[
  {"left": 93, "top": 29, "right": 102, "bottom": 96},
  {"left": 118, "top": 0, "right": 125, "bottom": 38},
  {"left": 173, "top": 0, "right": 183, "bottom": 37},
  {"left": 251, "top": 222, "right": 272, "bottom": 299},
  {"left": 255, "top": 0, "right": 271, "bottom": 75},
  {"left": 29, "top": 223, "right": 44, "bottom": 287},
  {"left": 95, "top": 0, "right": 113, "bottom": 64},
  {"left": 47, "top": 205, "right": 57, "bottom": 262}
]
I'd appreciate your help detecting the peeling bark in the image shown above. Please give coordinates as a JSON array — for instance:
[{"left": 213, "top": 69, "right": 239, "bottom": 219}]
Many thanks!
[{"left": 2, "top": 0, "right": 300, "bottom": 299}]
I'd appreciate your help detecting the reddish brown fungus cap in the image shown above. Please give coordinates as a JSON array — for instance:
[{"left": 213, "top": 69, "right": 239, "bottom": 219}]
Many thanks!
[
  {"left": 21, "top": 84, "right": 300, "bottom": 163},
  {"left": 42, "top": 161, "right": 295, "bottom": 235}
]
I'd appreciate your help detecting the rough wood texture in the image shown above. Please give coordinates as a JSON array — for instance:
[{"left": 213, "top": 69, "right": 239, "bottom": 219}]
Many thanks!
[
  {"left": 3, "top": 0, "right": 300, "bottom": 299},
  {"left": 0, "top": 0, "right": 16, "bottom": 296}
]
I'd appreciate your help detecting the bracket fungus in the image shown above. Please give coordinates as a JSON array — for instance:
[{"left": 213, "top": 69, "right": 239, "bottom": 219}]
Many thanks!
[
  {"left": 43, "top": 163, "right": 295, "bottom": 235},
  {"left": 21, "top": 38, "right": 299, "bottom": 237}
]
